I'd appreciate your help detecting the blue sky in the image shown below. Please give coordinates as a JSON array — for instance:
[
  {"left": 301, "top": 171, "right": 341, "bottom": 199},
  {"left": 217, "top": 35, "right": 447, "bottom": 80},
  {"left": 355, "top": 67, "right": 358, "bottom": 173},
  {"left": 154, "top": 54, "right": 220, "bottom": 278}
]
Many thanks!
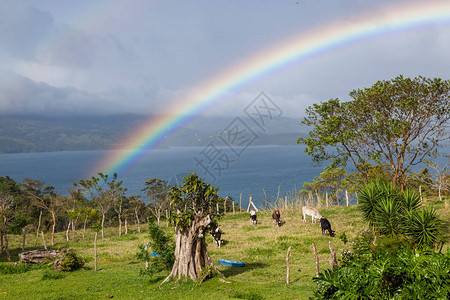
[{"left": 0, "top": 0, "right": 449, "bottom": 117}]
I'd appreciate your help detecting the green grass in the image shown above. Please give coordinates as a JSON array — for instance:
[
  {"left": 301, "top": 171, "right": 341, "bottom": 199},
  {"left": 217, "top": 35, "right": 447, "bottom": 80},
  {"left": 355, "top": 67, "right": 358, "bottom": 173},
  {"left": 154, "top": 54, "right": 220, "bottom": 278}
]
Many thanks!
[{"left": 0, "top": 199, "right": 448, "bottom": 299}]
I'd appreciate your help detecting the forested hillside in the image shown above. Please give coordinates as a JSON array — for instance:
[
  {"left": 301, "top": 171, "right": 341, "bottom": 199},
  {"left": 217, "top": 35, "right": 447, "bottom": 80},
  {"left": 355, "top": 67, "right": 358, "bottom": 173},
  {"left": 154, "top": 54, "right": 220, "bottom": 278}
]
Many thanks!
[{"left": 0, "top": 114, "right": 306, "bottom": 153}]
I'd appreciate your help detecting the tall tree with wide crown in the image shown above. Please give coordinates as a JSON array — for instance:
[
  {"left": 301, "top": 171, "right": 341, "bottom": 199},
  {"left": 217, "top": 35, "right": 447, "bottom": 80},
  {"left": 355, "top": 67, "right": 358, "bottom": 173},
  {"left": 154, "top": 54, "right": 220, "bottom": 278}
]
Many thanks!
[{"left": 298, "top": 76, "right": 450, "bottom": 189}]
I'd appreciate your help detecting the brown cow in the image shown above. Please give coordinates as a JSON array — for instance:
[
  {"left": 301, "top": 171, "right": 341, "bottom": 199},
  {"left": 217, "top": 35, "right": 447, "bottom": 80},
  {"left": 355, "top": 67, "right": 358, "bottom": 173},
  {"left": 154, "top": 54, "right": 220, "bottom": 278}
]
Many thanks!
[{"left": 272, "top": 209, "right": 281, "bottom": 227}]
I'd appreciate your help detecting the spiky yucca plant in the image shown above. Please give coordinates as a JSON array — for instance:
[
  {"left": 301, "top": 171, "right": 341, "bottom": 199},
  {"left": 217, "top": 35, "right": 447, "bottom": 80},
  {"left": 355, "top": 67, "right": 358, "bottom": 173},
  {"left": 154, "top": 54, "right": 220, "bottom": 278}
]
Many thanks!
[
  {"left": 403, "top": 208, "right": 444, "bottom": 250},
  {"left": 357, "top": 180, "right": 444, "bottom": 249},
  {"left": 358, "top": 179, "right": 400, "bottom": 231},
  {"left": 374, "top": 198, "right": 401, "bottom": 237}
]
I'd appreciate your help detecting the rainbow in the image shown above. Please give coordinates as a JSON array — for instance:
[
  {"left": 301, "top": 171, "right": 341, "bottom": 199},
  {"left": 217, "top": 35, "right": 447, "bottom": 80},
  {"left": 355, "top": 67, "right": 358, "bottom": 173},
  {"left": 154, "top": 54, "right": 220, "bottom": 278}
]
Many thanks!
[{"left": 93, "top": 0, "right": 450, "bottom": 176}]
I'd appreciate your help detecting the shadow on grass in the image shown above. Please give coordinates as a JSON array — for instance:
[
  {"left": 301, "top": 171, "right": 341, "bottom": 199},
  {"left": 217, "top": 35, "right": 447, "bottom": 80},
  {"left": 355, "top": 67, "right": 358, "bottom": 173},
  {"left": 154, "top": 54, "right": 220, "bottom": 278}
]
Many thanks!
[{"left": 220, "top": 262, "right": 267, "bottom": 278}]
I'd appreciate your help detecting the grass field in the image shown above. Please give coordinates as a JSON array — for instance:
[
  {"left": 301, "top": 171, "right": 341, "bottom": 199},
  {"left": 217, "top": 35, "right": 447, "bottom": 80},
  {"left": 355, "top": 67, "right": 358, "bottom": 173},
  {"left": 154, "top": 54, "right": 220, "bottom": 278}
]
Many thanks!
[{"left": 0, "top": 199, "right": 448, "bottom": 300}]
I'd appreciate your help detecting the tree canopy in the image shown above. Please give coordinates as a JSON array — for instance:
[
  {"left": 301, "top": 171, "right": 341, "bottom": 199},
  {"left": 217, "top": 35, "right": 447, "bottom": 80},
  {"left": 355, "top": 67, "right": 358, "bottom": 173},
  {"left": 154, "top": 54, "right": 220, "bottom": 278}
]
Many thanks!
[{"left": 298, "top": 75, "right": 450, "bottom": 189}]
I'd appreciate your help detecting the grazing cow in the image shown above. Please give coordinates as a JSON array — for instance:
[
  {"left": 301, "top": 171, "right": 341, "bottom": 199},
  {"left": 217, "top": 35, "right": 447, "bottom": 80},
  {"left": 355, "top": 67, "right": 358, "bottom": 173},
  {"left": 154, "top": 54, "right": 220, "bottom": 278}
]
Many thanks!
[
  {"left": 272, "top": 209, "right": 281, "bottom": 227},
  {"left": 320, "top": 217, "right": 335, "bottom": 237},
  {"left": 211, "top": 227, "right": 222, "bottom": 247},
  {"left": 302, "top": 206, "right": 323, "bottom": 223},
  {"left": 250, "top": 210, "right": 257, "bottom": 225}
]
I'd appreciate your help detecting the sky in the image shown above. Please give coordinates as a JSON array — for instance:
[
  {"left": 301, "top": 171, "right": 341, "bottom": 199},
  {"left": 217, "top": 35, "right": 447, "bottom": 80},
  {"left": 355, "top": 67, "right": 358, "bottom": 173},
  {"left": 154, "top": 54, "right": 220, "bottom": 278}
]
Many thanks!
[{"left": 0, "top": 0, "right": 449, "bottom": 118}]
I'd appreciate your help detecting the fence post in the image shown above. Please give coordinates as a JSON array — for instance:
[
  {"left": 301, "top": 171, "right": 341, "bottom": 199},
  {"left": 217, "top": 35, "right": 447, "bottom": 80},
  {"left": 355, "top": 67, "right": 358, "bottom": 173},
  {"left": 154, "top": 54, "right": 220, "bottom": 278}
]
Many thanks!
[
  {"left": 240, "top": 193, "right": 242, "bottom": 213},
  {"left": 286, "top": 246, "right": 292, "bottom": 284},
  {"left": 224, "top": 196, "right": 227, "bottom": 215},
  {"left": 345, "top": 190, "right": 349, "bottom": 207},
  {"left": 328, "top": 241, "right": 338, "bottom": 271},
  {"left": 312, "top": 242, "right": 319, "bottom": 277}
]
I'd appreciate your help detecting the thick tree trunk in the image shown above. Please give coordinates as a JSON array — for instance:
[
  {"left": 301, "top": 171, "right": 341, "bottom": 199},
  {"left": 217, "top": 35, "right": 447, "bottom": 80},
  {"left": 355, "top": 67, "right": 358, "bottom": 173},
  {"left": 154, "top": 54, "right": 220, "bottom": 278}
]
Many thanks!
[
  {"left": 19, "top": 249, "right": 64, "bottom": 264},
  {"left": 162, "top": 213, "right": 221, "bottom": 284}
]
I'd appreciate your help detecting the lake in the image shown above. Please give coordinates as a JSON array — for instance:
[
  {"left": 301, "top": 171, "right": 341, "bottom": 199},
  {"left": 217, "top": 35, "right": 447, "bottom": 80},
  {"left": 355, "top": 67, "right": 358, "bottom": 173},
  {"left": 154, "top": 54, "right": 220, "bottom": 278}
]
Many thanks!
[
  {"left": 1, "top": 145, "right": 447, "bottom": 208},
  {"left": 0, "top": 145, "right": 322, "bottom": 208}
]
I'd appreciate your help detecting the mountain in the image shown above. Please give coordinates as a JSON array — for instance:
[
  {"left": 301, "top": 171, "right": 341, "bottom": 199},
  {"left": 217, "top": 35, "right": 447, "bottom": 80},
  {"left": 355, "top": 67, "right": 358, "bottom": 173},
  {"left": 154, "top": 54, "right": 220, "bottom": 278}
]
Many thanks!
[{"left": 0, "top": 114, "right": 308, "bottom": 153}]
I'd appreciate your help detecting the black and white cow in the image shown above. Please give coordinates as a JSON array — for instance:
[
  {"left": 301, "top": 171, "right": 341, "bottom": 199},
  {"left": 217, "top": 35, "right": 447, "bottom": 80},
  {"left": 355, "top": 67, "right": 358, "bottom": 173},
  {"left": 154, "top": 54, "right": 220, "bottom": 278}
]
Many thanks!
[
  {"left": 272, "top": 209, "right": 281, "bottom": 227},
  {"left": 250, "top": 210, "right": 257, "bottom": 225},
  {"left": 211, "top": 227, "right": 222, "bottom": 247},
  {"left": 320, "top": 217, "right": 335, "bottom": 237}
]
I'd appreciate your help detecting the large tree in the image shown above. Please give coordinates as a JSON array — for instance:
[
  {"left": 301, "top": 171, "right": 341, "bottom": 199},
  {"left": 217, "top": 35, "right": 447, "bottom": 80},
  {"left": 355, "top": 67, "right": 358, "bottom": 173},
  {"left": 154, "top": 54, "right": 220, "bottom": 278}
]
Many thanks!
[
  {"left": 0, "top": 177, "right": 22, "bottom": 259},
  {"left": 161, "top": 173, "right": 222, "bottom": 283},
  {"left": 76, "top": 173, "right": 123, "bottom": 238},
  {"left": 142, "top": 178, "right": 170, "bottom": 226},
  {"left": 298, "top": 76, "right": 450, "bottom": 189},
  {"left": 28, "top": 186, "right": 63, "bottom": 246}
]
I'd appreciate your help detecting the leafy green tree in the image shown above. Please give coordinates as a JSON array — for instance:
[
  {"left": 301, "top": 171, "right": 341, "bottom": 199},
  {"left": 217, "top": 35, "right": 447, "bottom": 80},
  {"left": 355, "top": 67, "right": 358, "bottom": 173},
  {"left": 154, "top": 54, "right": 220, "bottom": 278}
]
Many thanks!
[
  {"left": 298, "top": 76, "right": 450, "bottom": 189},
  {"left": 0, "top": 176, "right": 24, "bottom": 260},
  {"left": 128, "top": 195, "right": 146, "bottom": 233},
  {"left": 75, "top": 173, "right": 124, "bottom": 238},
  {"left": 302, "top": 167, "right": 346, "bottom": 205},
  {"left": 161, "top": 173, "right": 222, "bottom": 283},
  {"left": 28, "top": 186, "right": 63, "bottom": 246},
  {"left": 62, "top": 189, "right": 87, "bottom": 241},
  {"left": 142, "top": 178, "right": 169, "bottom": 226},
  {"left": 78, "top": 207, "right": 100, "bottom": 240}
]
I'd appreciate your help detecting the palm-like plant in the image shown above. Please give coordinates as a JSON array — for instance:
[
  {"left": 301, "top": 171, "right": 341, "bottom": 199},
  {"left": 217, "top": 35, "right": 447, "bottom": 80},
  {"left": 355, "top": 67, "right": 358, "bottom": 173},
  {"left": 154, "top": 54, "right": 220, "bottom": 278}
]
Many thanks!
[
  {"left": 403, "top": 208, "right": 443, "bottom": 249},
  {"left": 374, "top": 198, "right": 401, "bottom": 236},
  {"left": 358, "top": 179, "right": 386, "bottom": 227},
  {"left": 358, "top": 179, "right": 399, "bottom": 229},
  {"left": 400, "top": 189, "right": 422, "bottom": 214},
  {"left": 357, "top": 180, "right": 444, "bottom": 250}
]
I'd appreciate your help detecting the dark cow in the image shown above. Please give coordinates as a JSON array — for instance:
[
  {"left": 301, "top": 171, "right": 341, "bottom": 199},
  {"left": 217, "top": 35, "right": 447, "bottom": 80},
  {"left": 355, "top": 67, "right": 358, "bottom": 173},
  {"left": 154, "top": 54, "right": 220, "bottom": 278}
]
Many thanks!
[
  {"left": 211, "top": 227, "right": 222, "bottom": 248},
  {"left": 250, "top": 210, "right": 257, "bottom": 225},
  {"left": 272, "top": 209, "right": 281, "bottom": 227},
  {"left": 320, "top": 217, "right": 335, "bottom": 237}
]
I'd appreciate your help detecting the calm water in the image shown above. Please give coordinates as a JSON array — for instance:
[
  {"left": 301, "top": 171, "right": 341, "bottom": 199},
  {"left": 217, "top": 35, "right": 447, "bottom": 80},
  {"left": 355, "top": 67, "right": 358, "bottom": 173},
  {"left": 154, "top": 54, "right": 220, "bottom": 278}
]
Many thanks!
[
  {"left": 0, "top": 145, "right": 320, "bottom": 208},
  {"left": 1, "top": 145, "right": 447, "bottom": 208}
]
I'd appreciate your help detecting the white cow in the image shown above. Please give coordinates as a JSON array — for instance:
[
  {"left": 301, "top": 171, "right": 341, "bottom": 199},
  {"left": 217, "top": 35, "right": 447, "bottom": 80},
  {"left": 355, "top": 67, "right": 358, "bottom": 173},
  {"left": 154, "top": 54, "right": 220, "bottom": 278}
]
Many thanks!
[{"left": 302, "top": 206, "right": 323, "bottom": 223}]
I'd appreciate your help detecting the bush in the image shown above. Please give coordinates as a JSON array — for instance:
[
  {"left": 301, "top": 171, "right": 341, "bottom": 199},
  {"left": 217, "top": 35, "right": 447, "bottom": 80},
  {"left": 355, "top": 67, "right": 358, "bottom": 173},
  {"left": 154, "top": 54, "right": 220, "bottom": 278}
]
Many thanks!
[
  {"left": 136, "top": 222, "right": 174, "bottom": 276},
  {"left": 357, "top": 180, "right": 444, "bottom": 249},
  {"left": 312, "top": 231, "right": 450, "bottom": 299},
  {"left": 59, "top": 250, "right": 84, "bottom": 271}
]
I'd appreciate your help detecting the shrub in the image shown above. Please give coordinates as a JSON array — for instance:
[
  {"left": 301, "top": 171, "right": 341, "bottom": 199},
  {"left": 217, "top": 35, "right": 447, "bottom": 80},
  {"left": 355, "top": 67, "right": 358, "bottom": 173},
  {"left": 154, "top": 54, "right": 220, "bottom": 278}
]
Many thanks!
[
  {"left": 59, "top": 250, "right": 85, "bottom": 271},
  {"left": 357, "top": 180, "right": 444, "bottom": 249},
  {"left": 312, "top": 231, "right": 450, "bottom": 299},
  {"left": 136, "top": 221, "right": 174, "bottom": 276}
]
